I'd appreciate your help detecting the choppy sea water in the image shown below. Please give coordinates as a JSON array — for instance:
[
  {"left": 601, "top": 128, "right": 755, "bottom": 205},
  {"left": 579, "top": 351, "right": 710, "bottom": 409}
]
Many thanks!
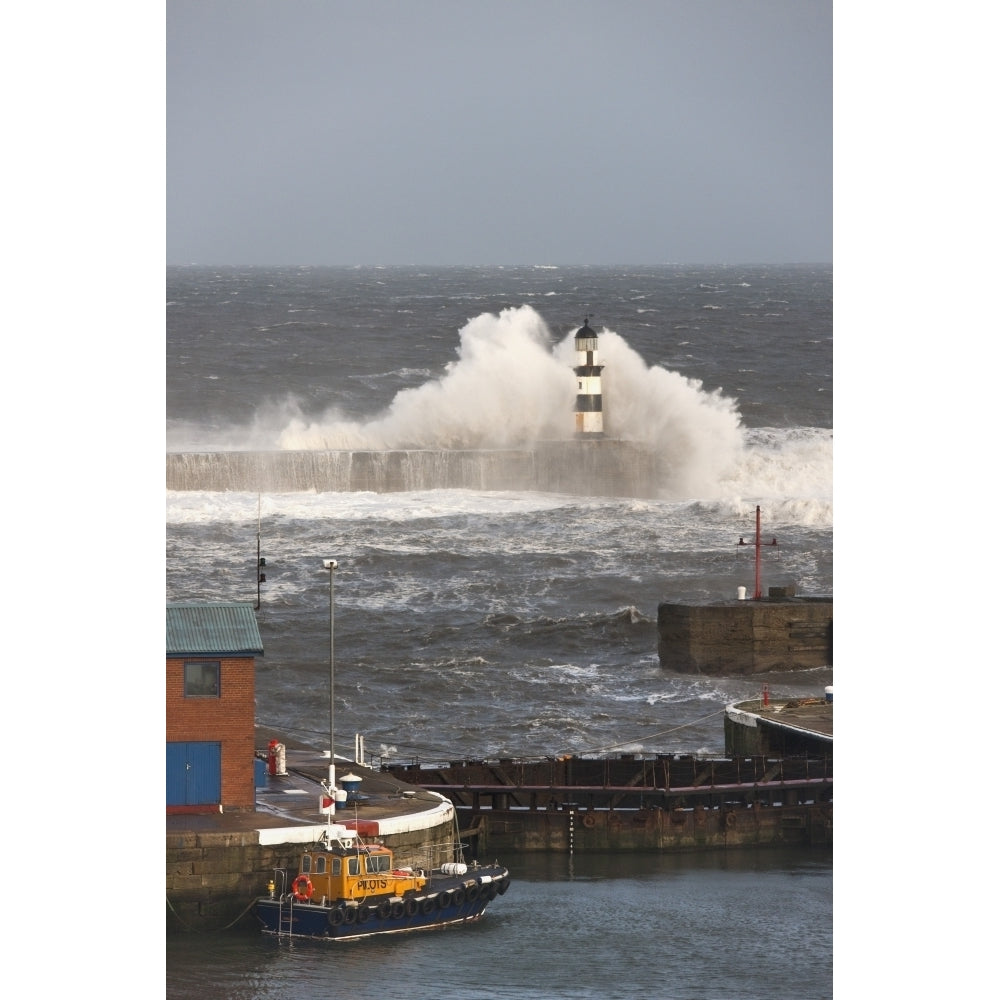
[{"left": 167, "top": 264, "right": 832, "bottom": 760}]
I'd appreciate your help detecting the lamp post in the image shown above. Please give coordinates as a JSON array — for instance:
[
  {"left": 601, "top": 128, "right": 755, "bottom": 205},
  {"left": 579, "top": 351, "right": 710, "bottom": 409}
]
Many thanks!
[{"left": 322, "top": 559, "right": 338, "bottom": 802}]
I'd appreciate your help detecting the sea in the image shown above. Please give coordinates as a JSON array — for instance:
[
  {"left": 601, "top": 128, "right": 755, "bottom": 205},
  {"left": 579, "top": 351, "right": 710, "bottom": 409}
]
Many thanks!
[{"left": 166, "top": 264, "right": 833, "bottom": 998}]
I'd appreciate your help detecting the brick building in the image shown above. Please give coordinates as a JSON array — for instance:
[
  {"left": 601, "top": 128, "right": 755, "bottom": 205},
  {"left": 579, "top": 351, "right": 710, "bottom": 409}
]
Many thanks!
[{"left": 166, "top": 602, "right": 263, "bottom": 814}]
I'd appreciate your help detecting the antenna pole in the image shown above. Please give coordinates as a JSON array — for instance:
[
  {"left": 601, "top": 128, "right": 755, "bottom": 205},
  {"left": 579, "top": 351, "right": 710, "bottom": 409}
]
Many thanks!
[
  {"left": 737, "top": 505, "right": 778, "bottom": 600},
  {"left": 754, "top": 505, "right": 762, "bottom": 599}
]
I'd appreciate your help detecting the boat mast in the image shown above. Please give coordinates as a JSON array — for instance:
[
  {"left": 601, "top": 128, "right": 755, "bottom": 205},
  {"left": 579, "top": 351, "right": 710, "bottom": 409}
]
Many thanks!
[{"left": 322, "top": 559, "right": 338, "bottom": 809}]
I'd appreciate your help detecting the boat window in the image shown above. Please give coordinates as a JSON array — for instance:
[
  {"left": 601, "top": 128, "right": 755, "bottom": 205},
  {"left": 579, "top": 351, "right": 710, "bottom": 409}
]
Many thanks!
[
  {"left": 329, "top": 858, "right": 341, "bottom": 876},
  {"left": 366, "top": 854, "right": 391, "bottom": 874},
  {"left": 300, "top": 855, "right": 312, "bottom": 874},
  {"left": 348, "top": 857, "right": 360, "bottom": 876},
  {"left": 314, "top": 856, "right": 326, "bottom": 874}
]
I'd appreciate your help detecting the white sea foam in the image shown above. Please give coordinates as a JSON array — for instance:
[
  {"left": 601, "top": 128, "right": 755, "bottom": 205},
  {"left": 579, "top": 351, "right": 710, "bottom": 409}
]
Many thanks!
[
  {"left": 167, "top": 304, "right": 831, "bottom": 503},
  {"left": 166, "top": 488, "right": 583, "bottom": 525}
]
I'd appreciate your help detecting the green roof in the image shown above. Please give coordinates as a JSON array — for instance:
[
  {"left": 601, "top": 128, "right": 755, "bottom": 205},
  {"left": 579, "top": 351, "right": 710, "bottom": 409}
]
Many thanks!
[{"left": 166, "top": 602, "right": 264, "bottom": 656}]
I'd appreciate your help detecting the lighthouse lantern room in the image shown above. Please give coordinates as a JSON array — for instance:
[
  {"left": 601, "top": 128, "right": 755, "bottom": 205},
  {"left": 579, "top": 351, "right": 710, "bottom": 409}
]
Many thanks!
[{"left": 573, "top": 317, "right": 605, "bottom": 437}]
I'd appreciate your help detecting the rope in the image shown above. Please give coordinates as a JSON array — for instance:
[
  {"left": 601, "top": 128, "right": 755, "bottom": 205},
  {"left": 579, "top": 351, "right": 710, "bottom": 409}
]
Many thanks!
[
  {"left": 166, "top": 894, "right": 193, "bottom": 931},
  {"left": 219, "top": 896, "right": 260, "bottom": 930},
  {"left": 167, "top": 893, "right": 259, "bottom": 932}
]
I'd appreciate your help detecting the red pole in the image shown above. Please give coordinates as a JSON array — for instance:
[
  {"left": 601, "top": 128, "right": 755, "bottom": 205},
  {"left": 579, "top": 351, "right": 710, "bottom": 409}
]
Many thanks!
[
  {"left": 737, "top": 507, "right": 777, "bottom": 599},
  {"left": 754, "top": 505, "right": 762, "bottom": 599}
]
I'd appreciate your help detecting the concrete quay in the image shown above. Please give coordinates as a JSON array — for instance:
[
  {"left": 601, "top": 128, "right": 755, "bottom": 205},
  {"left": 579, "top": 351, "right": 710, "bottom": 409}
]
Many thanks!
[
  {"left": 724, "top": 697, "right": 834, "bottom": 756},
  {"left": 166, "top": 738, "right": 462, "bottom": 933}
]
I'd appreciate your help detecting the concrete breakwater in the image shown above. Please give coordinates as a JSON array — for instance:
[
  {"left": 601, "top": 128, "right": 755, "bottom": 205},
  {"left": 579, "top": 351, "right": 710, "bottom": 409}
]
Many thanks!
[
  {"left": 657, "top": 597, "right": 833, "bottom": 674},
  {"left": 166, "top": 440, "right": 662, "bottom": 498}
]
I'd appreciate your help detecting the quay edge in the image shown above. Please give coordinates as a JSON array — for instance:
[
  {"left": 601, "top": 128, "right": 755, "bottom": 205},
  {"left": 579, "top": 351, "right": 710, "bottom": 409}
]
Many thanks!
[
  {"left": 724, "top": 696, "right": 833, "bottom": 757},
  {"left": 166, "top": 750, "right": 464, "bottom": 933},
  {"left": 381, "top": 753, "right": 832, "bottom": 857}
]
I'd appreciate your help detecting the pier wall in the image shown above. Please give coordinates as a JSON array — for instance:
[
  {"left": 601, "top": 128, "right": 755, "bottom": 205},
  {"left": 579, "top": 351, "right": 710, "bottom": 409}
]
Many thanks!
[
  {"left": 166, "top": 817, "right": 456, "bottom": 932},
  {"left": 462, "top": 800, "right": 832, "bottom": 855},
  {"left": 384, "top": 755, "right": 832, "bottom": 856},
  {"left": 657, "top": 598, "right": 832, "bottom": 674},
  {"left": 165, "top": 441, "right": 662, "bottom": 498}
]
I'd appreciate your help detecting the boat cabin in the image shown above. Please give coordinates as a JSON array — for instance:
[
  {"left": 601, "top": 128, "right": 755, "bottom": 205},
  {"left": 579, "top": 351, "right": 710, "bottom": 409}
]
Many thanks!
[{"left": 290, "top": 837, "right": 428, "bottom": 905}]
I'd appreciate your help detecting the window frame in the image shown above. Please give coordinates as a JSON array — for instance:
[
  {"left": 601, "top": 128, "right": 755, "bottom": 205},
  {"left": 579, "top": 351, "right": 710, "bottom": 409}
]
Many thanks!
[{"left": 183, "top": 659, "right": 221, "bottom": 698}]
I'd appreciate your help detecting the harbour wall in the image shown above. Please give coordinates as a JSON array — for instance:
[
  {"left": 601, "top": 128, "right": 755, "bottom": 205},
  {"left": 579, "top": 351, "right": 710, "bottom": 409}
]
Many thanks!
[
  {"left": 384, "top": 755, "right": 832, "bottom": 856},
  {"left": 166, "top": 440, "right": 662, "bottom": 498},
  {"left": 459, "top": 800, "right": 831, "bottom": 855},
  {"left": 657, "top": 597, "right": 833, "bottom": 674},
  {"left": 167, "top": 752, "right": 833, "bottom": 931}
]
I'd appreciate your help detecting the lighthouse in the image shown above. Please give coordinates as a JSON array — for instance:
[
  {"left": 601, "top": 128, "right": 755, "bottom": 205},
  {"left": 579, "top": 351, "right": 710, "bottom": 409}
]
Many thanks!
[{"left": 573, "top": 317, "right": 605, "bottom": 437}]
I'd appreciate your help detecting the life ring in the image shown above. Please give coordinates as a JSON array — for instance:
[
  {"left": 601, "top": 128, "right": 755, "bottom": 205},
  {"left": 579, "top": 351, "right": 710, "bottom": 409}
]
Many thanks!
[
  {"left": 291, "top": 875, "right": 314, "bottom": 902},
  {"left": 328, "top": 906, "right": 345, "bottom": 928},
  {"left": 582, "top": 813, "right": 596, "bottom": 828}
]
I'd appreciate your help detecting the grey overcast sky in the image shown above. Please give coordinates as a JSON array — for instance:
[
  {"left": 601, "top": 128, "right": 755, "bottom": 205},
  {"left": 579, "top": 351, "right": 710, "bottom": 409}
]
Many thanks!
[{"left": 167, "top": 0, "right": 831, "bottom": 266}]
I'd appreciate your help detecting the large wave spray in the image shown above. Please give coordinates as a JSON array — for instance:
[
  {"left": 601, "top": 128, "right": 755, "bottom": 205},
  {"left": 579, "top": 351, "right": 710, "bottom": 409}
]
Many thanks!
[
  {"left": 269, "top": 306, "right": 746, "bottom": 496},
  {"left": 167, "top": 305, "right": 831, "bottom": 502}
]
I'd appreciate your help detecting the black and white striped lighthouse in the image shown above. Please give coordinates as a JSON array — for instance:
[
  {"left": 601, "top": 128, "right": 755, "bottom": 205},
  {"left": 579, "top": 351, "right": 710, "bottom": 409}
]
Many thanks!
[{"left": 573, "top": 316, "right": 605, "bottom": 437}]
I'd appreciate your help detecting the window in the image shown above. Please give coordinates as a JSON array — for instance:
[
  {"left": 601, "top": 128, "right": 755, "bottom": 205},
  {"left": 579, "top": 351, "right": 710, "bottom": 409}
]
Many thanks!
[
  {"left": 314, "top": 857, "right": 326, "bottom": 874},
  {"left": 348, "top": 857, "right": 360, "bottom": 876},
  {"left": 329, "top": 858, "right": 341, "bottom": 876},
  {"left": 300, "top": 855, "right": 312, "bottom": 874},
  {"left": 184, "top": 660, "right": 220, "bottom": 697},
  {"left": 366, "top": 854, "right": 391, "bottom": 873}
]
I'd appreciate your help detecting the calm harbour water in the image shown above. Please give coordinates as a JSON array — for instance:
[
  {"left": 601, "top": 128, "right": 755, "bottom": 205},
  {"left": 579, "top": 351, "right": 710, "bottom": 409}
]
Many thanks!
[{"left": 167, "top": 849, "right": 832, "bottom": 1000}]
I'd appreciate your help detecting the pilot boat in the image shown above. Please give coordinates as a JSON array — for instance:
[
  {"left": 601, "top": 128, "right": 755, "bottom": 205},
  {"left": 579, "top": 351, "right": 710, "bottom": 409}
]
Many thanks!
[{"left": 255, "top": 822, "right": 511, "bottom": 941}]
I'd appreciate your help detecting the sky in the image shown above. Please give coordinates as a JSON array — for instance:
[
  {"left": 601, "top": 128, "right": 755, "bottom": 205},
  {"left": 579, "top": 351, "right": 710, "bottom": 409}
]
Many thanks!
[{"left": 167, "top": 0, "right": 832, "bottom": 266}]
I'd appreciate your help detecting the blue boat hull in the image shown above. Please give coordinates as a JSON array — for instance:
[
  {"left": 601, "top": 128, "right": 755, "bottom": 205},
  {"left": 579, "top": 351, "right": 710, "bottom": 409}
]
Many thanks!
[{"left": 256, "top": 870, "right": 510, "bottom": 941}]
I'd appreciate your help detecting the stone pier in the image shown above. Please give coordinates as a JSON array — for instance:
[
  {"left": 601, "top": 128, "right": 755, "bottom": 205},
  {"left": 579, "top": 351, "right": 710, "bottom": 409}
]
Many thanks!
[{"left": 657, "top": 594, "right": 832, "bottom": 674}]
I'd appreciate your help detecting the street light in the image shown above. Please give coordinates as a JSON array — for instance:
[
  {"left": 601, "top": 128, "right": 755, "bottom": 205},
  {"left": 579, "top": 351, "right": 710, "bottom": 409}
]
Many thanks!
[{"left": 322, "top": 559, "right": 338, "bottom": 804}]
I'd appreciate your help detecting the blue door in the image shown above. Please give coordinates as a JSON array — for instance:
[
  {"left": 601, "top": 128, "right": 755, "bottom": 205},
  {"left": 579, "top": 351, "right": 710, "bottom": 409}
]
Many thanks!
[{"left": 166, "top": 741, "right": 222, "bottom": 806}]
